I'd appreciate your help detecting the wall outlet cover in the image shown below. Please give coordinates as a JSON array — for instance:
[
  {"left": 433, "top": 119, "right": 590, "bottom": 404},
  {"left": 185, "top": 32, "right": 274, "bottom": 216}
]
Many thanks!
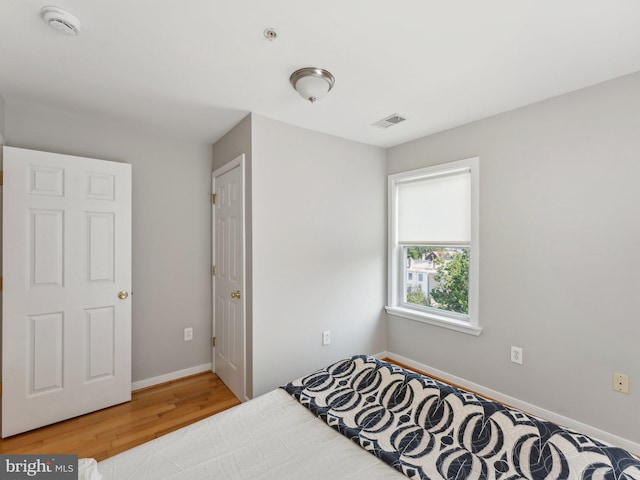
[
  {"left": 510, "top": 346, "right": 523, "bottom": 365},
  {"left": 184, "top": 327, "right": 193, "bottom": 342}
]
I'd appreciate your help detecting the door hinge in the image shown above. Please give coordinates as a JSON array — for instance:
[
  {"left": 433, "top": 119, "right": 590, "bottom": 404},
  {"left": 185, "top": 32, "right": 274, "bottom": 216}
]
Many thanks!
[
  {"left": 211, "top": 266, "right": 216, "bottom": 276},
  {"left": 211, "top": 193, "right": 216, "bottom": 205},
  {"left": 212, "top": 337, "right": 216, "bottom": 347},
  {"left": 0, "top": 171, "right": 3, "bottom": 185},
  {"left": 0, "top": 276, "right": 2, "bottom": 291}
]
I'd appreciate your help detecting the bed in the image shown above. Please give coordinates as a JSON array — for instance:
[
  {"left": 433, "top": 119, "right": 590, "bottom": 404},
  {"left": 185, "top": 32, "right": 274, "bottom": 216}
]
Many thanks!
[{"left": 97, "top": 355, "right": 640, "bottom": 480}]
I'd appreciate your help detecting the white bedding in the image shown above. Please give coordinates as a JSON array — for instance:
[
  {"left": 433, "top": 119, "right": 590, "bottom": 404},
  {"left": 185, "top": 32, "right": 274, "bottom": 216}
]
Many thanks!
[{"left": 98, "top": 388, "right": 404, "bottom": 479}]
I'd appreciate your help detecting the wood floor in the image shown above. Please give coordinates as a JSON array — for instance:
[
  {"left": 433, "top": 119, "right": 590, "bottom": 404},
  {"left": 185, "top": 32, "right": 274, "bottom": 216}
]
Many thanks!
[{"left": 0, "top": 372, "right": 240, "bottom": 461}]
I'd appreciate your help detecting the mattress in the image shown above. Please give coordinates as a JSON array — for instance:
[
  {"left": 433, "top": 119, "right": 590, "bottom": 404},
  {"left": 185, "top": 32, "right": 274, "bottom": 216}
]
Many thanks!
[{"left": 98, "top": 387, "right": 403, "bottom": 480}]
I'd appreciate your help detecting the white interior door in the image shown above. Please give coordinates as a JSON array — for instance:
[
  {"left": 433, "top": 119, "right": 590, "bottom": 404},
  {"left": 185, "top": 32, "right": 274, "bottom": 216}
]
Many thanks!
[
  {"left": 212, "top": 155, "right": 245, "bottom": 401},
  {"left": 2, "top": 146, "right": 132, "bottom": 437}
]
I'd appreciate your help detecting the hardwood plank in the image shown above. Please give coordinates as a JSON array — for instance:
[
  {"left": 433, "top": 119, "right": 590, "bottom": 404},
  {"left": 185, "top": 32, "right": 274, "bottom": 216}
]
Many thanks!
[{"left": 0, "top": 372, "right": 240, "bottom": 461}]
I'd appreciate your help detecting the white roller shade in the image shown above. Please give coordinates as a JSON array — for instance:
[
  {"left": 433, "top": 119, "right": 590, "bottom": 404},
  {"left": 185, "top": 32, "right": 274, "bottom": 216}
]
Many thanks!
[{"left": 397, "top": 169, "right": 470, "bottom": 243}]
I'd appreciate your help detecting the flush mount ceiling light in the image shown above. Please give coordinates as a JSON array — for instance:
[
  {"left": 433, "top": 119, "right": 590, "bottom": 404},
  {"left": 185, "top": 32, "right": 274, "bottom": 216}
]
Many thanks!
[
  {"left": 41, "top": 6, "right": 82, "bottom": 36},
  {"left": 290, "top": 68, "right": 335, "bottom": 104}
]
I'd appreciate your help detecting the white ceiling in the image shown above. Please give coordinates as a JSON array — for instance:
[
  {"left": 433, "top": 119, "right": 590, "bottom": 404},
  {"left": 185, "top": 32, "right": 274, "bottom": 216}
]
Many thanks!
[{"left": 1, "top": 0, "right": 640, "bottom": 148}]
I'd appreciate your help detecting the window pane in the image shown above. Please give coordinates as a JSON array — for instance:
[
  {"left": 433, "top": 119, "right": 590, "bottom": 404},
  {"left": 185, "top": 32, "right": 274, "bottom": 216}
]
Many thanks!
[{"left": 403, "top": 246, "right": 470, "bottom": 316}]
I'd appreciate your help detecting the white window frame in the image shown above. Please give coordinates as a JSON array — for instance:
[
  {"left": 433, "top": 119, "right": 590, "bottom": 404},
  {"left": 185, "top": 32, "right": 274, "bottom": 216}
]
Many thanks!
[{"left": 386, "top": 157, "right": 481, "bottom": 336}]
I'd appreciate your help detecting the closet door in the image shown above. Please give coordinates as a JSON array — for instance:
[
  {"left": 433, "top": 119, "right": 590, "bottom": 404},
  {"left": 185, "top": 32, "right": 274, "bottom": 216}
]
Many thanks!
[
  {"left": 2, "top": 146, "right": 132, "bottom": 437},
  {"left": 212, "top": 156, "right": 245, "bottom": 402}
]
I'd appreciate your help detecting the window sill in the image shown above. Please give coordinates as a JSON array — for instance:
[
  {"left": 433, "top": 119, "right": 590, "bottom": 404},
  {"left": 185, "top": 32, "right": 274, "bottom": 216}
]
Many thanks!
[{"left": 385, "top": 306, "right": 483, "bottom": 336}]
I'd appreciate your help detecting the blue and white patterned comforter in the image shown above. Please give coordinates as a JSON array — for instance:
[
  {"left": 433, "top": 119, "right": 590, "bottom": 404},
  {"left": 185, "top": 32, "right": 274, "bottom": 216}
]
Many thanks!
[{"left": 283, "top": 355, "right": 640, "bottom": 480}]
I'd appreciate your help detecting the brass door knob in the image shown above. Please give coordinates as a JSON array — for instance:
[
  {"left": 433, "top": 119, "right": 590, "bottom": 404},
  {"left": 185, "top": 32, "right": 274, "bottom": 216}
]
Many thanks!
[
  {"left": 118, "top": 290, "right": 129, "bottom": 300},
  {"left": 231, "top": 291, "right": 241, "bottom": 299}
]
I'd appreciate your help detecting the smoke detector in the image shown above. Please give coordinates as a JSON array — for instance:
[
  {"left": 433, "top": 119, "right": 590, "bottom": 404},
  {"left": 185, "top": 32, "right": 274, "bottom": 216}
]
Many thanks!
[{"left": 41, "top": 6, "right": 82, "bottom": 36}]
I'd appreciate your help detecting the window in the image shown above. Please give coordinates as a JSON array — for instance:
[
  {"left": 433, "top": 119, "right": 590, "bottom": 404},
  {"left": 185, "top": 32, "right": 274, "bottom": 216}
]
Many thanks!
[{"left": 386, "top": 157, "right": 481, "bottom": 335}]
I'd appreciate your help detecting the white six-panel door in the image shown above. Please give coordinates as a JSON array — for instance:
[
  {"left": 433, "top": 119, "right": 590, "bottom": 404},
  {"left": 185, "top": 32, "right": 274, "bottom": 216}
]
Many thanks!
[
  {"left": 212, "top": 156, "right": 245, "bottom": 401},
  {"left": 2, "top": 146, "right": 132, "bottom": 437}
]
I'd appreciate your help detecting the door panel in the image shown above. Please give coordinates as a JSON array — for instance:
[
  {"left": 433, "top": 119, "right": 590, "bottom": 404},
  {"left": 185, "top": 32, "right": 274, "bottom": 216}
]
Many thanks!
[
  {"left": 30, "top": 312, "right": 64, "bottom": 393},
  {"left": 2, "top": 146, "right": 132, "bottom": 437},
  {"left": 30, "top": 209, "right": 65, "bottom": 286},
  {"left": 86, "top": 212, "right": 115, "bottom": 282},
  {"left": 87, "top": 306, "right": 116, "bottom": 379},
  {"left": 212, "top": 156, "right": 245, "bottom": 401}
]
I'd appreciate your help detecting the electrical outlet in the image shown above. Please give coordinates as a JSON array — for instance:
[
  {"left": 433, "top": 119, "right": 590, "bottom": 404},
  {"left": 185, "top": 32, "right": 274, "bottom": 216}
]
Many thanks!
[
  {"left": 510, "top": 346, "right": 523, "bottom": 365},
  {"left": 322, "top": 330, "right": 331, "bottom": 346},
  {"left": 184, "top": 327, "right": 193, "bottom": 342},
  {"left": 613, "top": 373, "right": 629, "bottom": 394}
]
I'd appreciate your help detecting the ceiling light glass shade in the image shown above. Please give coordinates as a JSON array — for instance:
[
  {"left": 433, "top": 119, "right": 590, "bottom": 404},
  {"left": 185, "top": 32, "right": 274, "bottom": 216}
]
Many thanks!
[{"left": 290, "top": 68, "right": 335, "bottom": 103}]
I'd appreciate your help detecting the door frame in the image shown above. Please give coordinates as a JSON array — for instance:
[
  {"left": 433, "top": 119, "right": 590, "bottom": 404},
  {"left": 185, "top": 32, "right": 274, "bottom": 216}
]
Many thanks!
[{"left": 211, "top": 154, "right": 246, "bottom": 400}]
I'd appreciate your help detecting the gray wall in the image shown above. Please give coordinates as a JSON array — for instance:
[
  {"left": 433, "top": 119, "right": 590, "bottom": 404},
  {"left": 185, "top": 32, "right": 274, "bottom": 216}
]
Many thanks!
[
  {"left": 387, "top": 72, "right": 640, "bottom": 443},
  {"left": 213, "top": 114, "right": 388, "bottom": 398},
  {"left": 212, "top": 115, "right": 251, "bottom": 172},
  {"left": 250, "top": 114, "right": 387, "bottom": 396},
  {"left": 212, "top": 114, "right": 253, "bottom": 397},
  {"left": 4, "top": 101, "right": 214, "bottom": 383},
  {"left": 0, "top": 94, "right": 5, "bottom": 143}
]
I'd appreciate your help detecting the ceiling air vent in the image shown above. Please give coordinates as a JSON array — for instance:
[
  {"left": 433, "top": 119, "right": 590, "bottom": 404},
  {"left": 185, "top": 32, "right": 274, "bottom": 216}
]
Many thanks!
[{"left": 372, "top": 114, "right": 407, "bottom": 129}]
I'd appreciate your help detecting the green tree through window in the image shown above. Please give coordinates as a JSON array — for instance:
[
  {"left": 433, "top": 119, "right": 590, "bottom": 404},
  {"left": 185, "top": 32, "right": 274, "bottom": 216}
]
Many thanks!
[
  {"left": 406, "top": 284, "right": 429, "bottom": 306},
  {"left": 430, "top": 250, "right": 469, "bottom": 314}
]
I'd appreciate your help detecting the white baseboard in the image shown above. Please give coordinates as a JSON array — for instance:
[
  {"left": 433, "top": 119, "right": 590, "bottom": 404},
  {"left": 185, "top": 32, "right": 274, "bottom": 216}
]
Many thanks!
[
  {"left": 375, "top": 351, "right": 640, "bottom": 455},
  {"left": 132, "top": 363, "right": 212, "bottom": 391}
]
